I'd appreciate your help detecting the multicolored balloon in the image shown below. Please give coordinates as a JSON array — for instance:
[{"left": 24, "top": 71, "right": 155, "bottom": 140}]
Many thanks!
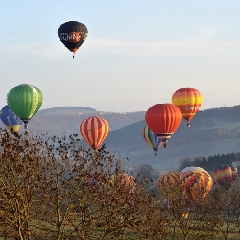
[
  {"left": 142, "top": 125, "right": 162, "bottom": 155},
  {"left": 58, "top": 21, "right": 88, "bottom": 58},
  {"left": 180, "top": 169, "right": 213, "bottom": 205},
  {"left": 157, "top": 172, "right": 182, "bottom": 201},
  {"left": 80, "top": 116, "right": 109, "bottom": 151},
  {"left": 7, "top": 84, "right": 43, "bottom": 129},
  {"left": 213, "top": 165, "right": 238, "bottom": 189},
  {"left": 172, "top": 88, "right": 203, "bottom": 127},
  {"left": 145, "top": 103, "right": 182, "bottom": 148},
  {"left": 0, "top": 105, "right": 22, "bottom": 132}
]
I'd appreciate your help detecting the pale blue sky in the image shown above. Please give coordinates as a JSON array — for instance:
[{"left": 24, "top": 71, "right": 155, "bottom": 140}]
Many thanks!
[{"left": 1, "top": 1, "right": 240, "bottom": 112}]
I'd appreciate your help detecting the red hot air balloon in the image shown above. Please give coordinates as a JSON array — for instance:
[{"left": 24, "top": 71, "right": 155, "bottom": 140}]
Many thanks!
[
  {"left": 145, "top": 104, "right": 182, "bottom": 148},
  {"left": 80, "top": 116, "right": 109, "bottom": 151}
]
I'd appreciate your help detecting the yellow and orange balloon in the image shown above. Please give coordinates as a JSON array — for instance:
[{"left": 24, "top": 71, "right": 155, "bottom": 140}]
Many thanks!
[
  {"left": 79, "top": 116, "right": 109, "bottom": 151},
  {"left": 213, "top": 165, "right": 238, "bottom": 189},
  {"left": 157, "top": 171, "right": 182, "bottom": 201},
  {"left": 172, "top": 88, "right": 203, "bottom": 127}
]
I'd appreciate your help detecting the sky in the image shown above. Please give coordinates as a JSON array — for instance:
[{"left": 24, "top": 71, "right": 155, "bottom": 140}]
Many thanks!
[{"left": 1, "top": 0, "right": 240, "bottom": 112}]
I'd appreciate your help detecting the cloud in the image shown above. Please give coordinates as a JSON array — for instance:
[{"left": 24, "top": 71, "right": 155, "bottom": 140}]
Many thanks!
[{"left": 198, "top": 27, "right": 216, "bottom": 40}]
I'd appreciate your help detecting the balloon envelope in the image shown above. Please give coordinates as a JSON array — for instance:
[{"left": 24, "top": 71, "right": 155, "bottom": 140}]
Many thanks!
[
  {"left": 180, "top": 170, "right": 213, "bottom": 205},
  {"left": 0, "top": 105, "right": 22, "bottom": 132},
  {"left": 80, "top": 116, "right": 109, "bottom": 151},
  {"left": 58, "top": 21, "right": 88, "bottom": 55},
  {"left": 142, "top": 125, "right": 162, "bottom": 154},
  {"left": 157, "top": 171, "right": 182, "bottom": 201},
  {"left": 145, "top": 103, "right": 182, "bottom": 147},
  {"left": 172, "top": 88, "right": 203, "bottom": 127},
  {"left": 109, "top": 174, "right": 136, "bottom": 194},
  {"left": 213, "top": 165, "right": 238, "bottom": 189},
  {"left": 7, "top": 84, "right": 43, "bottom": 129}
]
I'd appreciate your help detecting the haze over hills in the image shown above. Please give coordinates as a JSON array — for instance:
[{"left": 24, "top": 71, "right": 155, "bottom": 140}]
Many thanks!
[
  {"left": 1, "top": 106, "right": 240, "bottom": 171},
  {"left": 26, "top": 107, "right": 145, "bottom": 134}
]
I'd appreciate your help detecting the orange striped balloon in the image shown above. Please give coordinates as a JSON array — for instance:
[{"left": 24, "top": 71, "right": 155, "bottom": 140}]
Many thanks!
[
  {"left": 172, "top": 88, "right": 203, "bottom": 127},
  {"left": 157, "top": 171, "right": 182, "bottom": 201},
  {"left": 80, "top": 116, "right": 109, "bottom": 151}
]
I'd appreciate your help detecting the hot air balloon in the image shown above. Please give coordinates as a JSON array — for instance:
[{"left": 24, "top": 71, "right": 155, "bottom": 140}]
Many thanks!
[
  {"left": 142, "top": 125, "right": 162, "bottom": 156},
  {"left": 7, "top": 84, "right": 43, "bottom": 129},
  {"left": 172, "top": 88, "right": 203, "bottom": 127},
  {"left": 213, "top": 165, "right": 238, "bottom": 189},
  {"left": 80, "top": 116, "right": 109, "bottom": 151},
  {"left": 58, "top": 21, "right": 88, "bottom": 58},
  {"left": 180, "top": 169, "right": 213, "bottom": 205},
  {"left": 0, "top": 105, "right": 22, "bottom": 132},
  {"left": 109, "top": 174, "right": 136, "bottom": 194},
  {"left": 145, "top": 104, "right": 182, "bottom": 148},
  {"left": 157, "top": 171, "right": 182, "bottom": 201}
]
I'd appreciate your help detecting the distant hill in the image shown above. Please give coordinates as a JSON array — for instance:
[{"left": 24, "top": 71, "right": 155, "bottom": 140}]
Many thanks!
[
  {"left": 1, "top": 105, "right": 240, "bottom": 172},
  {"left": 104, "top": 106, "right": 240, "bottom": 171},
  {"left": 11, "top": 107, "right": 145, "bottom": 135}
]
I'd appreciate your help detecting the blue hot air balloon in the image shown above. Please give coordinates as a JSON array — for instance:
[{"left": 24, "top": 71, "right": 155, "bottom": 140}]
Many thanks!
[
  {"left": 142, "top": 124, "right": 162, "bottom": 156},
  {"left": 0, "top": 105, "right": 22, "bottom": 132}
]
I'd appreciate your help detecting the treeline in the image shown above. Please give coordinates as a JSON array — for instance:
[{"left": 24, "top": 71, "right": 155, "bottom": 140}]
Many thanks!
[
  {"left": 1, "top": 128, "right": 240, "bottom": 239},
  {"left": 179, "top": 152, "right": 240, "bottom": 171},
  {"left": 198, "top": 105, "right": 240, "bottom": 121}
]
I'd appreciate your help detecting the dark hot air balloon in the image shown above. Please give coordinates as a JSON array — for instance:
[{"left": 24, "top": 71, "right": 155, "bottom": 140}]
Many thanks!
[{"left": 58, "top": 21, "right": 88, "bottom": 58}]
